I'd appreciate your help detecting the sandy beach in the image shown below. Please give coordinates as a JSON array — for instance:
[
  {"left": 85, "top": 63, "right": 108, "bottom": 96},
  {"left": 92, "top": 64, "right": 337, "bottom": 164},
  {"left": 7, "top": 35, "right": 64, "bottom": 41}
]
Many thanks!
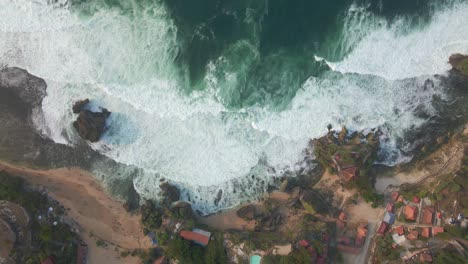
[{"left": 0, "top": 161, "right": 150, "bottom": 264}]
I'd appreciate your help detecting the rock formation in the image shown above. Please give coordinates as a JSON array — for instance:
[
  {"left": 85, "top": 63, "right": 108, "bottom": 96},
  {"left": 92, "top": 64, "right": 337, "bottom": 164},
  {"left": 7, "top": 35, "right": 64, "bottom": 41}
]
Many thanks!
[
  {"left": 236, "top": 204, "right": 256, "bottom": 220},
  {"left": 72, "top": 98, "right": 90, "bottom": 114},
  {"left": 0, "top": 67, "right": 47, "bottom": 109},
  {"left": 72, "top": 108, "right": 111, "bottom": 143},
  {"left": 159, "top": 182, "right": 180, "bottom": 205},
  {"left": 449, "top": 54, "right": 468, "bottom": 76}
]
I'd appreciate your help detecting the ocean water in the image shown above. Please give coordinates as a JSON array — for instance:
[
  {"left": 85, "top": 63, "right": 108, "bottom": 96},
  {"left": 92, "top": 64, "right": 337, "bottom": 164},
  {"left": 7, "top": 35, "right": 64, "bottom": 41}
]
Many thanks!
[{"left": 0, "top": 0, "right": 467, "bottom": 213}]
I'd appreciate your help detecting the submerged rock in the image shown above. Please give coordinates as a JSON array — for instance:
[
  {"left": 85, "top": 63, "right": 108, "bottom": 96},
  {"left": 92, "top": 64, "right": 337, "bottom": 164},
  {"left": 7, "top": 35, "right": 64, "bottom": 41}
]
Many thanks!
[
  {"left": 72, "top": 99, "right": 90, "bottom": 114},
  {"left": 72, "top": 109, "right": 111, "bottom": 142}
]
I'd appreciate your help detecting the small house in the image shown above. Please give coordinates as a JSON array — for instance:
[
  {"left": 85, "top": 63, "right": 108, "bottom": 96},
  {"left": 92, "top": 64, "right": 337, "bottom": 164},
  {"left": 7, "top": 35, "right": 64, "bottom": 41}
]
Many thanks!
[
  {"left": 432, "top": 227, "right": 444, "bottom": 236},
  {"left": 421, "top": 227, "right": 430, "bottom": 238},
  {"left": 391, "top": 191, "right": 400, "bottom": 201},
  {"left": 422, "top": 207, "right": 435, "bottom": 225},
  {"left": 180, "top": 229, "right": 211, "bottom": 246},
  {"left": 377, "top": 221, "right": 388, "bottom": 235},
  {"left": 393, "top": 225, "right": 404, "bottom": 236},
  {"left": 404, "top": 205, "right": 418, "bottom": 221}
]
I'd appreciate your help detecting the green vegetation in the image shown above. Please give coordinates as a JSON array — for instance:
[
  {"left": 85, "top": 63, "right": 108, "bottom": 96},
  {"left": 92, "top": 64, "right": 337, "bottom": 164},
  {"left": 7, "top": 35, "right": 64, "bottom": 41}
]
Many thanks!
[
  {"left": 263, "top": 247, "right": 315, "bottom": 264},
  {"left": 165, "top": 232, "right": 226, "bottom": 264},
  {"left": 373, "top": 235, "right": 402, "bottom": 263},
  {"left": 434, "top": 250, "right": 467, "bottom": 264},
  {"left": 0, "top": 171, "right": 78, "bottom": 264},
  {"left": 314, "top": 127, "right": 382, "bottom": 206},
  {"left": 141, "top": 200, "right": 163, "bottom": 232}
]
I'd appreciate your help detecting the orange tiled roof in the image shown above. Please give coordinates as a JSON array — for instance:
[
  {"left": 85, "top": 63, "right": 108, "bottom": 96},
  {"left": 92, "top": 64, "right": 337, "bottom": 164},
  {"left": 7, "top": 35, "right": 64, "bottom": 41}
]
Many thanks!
[
  {"left": 422, "top": 207, "right": 435, "bottom": 225},
  {"left": 404, "top": 205, "right": 418, "bottom": 221},
  {"left": 393, "top": 225, "right": 404, "bottom": 236},
  {"left": 421, "top": 227, "right": 430, "bottom": 238},
  {"left": 180, "top": 230, "right": 210, "bottom": 246},
  {"left": 407, "top": 230, "right": 418, "bottom": 240},
  {"left": 432, "top": 227, "right": 444, "bottom": 236}
]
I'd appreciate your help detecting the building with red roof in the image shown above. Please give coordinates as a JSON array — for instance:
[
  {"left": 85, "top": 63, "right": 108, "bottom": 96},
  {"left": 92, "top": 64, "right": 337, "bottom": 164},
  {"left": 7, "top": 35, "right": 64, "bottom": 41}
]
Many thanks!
[
  {"left": 391, "top": 191, "right": 400, "bottom": 201},
  {"left": 432, "top": 227, "right": 444, "bottom": 236},
  {"left": 180, "top": 229, "right": 210, "bottom": 246},
  {"left": 393, "top": 225, "right": 404, "bottom": 236},
  {"left": 422, "top": 207, "right": 435, "bottom": 225},
  {"left": 404, "top": 205, "right": 418, "bottom": 221},
  {"left": 341, "top": 166, "right": 358, "bottom": 181},
  {"left": 377, "top": 221, "right": 388, "bottom": 235},
  {"left": 412, "top": 196, "right": 420, "bottom": 203},
  {"left": 407, "top": 230, "right": 418, "bottom": 240},
  {"left": 386, "top": 202, "right": 394, "bottom": 212},
  {"left": 421, "top": 227, "right": 430, "bottom": 238}
]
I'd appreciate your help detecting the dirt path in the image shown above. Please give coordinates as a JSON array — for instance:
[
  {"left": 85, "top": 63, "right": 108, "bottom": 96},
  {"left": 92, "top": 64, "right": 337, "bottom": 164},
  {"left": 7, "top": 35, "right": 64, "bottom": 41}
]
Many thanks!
[{"left": 0, "top": 161, "right": 150, "bottom": 264}]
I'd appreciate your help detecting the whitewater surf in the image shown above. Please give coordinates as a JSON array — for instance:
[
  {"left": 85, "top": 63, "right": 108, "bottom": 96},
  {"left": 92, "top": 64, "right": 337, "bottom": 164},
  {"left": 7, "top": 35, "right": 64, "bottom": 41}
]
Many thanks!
[{"left": 1, "top": 0, "right": 467, "bottom": 214}]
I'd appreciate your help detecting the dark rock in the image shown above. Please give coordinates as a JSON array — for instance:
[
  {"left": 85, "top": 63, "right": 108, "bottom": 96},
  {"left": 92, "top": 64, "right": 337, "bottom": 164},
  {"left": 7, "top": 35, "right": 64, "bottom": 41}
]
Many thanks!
[
  {"left": 0, "top": 67, "right": 47, "bottom": 109},
  {"left": 72, "top": 99, "right": 90, "bottom": 114},
  {"left": 449, "top": 54, "right": 468, "bottom": 76},
  {"left": 214, "top": 189, "right": 223, "bottom": 206},
  {"left": 73, "top": 109, "right": 110, "bottom": 142},
  {"left": 236, "top": 204, "right": 256, "bottom": 220},
  {"left": 159, "top": 182, "right": 180, "bottom": 205}
]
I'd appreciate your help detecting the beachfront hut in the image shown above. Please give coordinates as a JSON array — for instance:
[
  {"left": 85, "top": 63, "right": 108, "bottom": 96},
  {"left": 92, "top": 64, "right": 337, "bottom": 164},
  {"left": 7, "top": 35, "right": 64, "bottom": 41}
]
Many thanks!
[{"left": 250, "top": 255, "right": 262, "bottom": 264}]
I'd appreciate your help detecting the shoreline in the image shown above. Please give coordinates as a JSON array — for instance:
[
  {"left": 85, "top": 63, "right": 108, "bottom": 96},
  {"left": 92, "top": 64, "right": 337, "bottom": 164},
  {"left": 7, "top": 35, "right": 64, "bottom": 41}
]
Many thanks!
[{"left": 0, "top": 161, "right": 149, "bottom": 264}]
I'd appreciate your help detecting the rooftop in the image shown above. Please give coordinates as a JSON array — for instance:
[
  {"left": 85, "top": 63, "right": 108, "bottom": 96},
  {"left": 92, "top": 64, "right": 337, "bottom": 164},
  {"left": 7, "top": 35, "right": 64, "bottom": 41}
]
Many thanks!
[
  {"left": 404, "top": 205, "right": 418, "bottom": 221},
  {"left": 422, "top": 207, "right": 435, "bottom": 225},
  {"left": 180, "top": 230, "right": 210, "bottom": 246}
]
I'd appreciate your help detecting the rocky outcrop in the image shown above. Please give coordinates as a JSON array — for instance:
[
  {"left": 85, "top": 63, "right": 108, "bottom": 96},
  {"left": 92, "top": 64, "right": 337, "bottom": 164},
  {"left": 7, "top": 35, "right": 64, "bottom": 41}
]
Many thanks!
[
  {"left": 72, "top": 108, "right": 111, "bottom": 142},
  {"left": 159, "top": 182, "right": 180, "bottom": 205},
  {"left": 449, "top": 54, "right": 468, "bottom": 76},
  {"left": 236, "top": 204, "right": 256, "bottom": 220},
  {"left": 0, "top": 67, "right": 47, "bottom": 110},
  {"left": 72, "top": 99, "right": 90, "bottom": 114}
]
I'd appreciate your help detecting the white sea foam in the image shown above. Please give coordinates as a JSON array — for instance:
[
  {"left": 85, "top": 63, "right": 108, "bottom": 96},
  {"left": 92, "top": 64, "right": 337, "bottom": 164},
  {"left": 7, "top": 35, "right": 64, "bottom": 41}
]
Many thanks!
[
  {"left": 0, "top": 0, "right": 464, "bottom": 213},
  {"left": 329, "top": 1, "right": 468, "bottom": 80}
]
